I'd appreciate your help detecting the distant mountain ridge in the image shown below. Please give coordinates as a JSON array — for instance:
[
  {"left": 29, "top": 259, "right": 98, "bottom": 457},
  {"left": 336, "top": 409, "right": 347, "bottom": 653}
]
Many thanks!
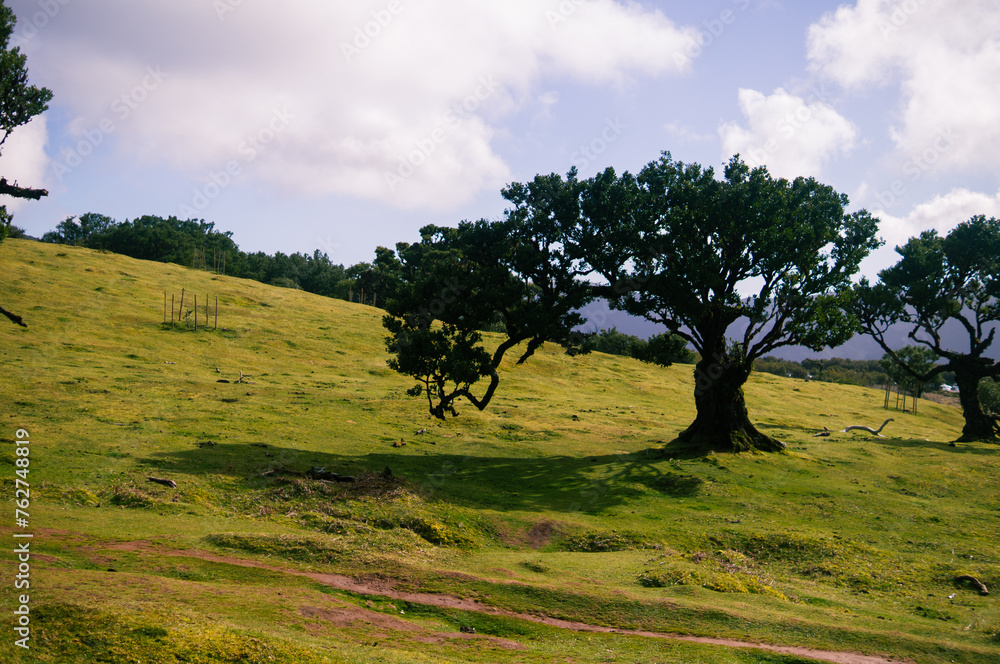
[{"left": 584, "top": 301, "right": 1000, "bottom": 362}]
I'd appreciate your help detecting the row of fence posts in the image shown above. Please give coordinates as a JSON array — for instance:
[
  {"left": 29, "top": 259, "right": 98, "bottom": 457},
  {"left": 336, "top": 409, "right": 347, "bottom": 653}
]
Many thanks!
[
  {"left": 164, "top": 289, "right": 218, "bottom": 331},
  {"left": 883, "top": 382, "right": 920, "bottom": 414},
  {"left": 161, "top": 284, "right": 378, "bottom": 331}
]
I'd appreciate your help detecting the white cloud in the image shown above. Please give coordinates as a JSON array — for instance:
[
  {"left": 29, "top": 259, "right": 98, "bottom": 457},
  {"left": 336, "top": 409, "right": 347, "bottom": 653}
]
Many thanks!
[
  {"left": 534, "top": 91, "right": 560, "bottom": 122},
  {"left": 24, "top": 0, "right": 698, "bottom": 211},
  {"left": 807, "top": 0, "right": 1000, "bottom": 173},
  {"left": 874, "top": 186, "right": 1000, "bottom": 248},
  {"left": 665, "top": 122, "right": 714, "bottom": 143},
  {"left": 539, "top": 0, "right": 699, "bottom": 82},
  {"left": 0, "top": 117, "right": 49, "bottom": 213},
  {"left": 718, "top": 88, "right": 857, "bottom": 179}
]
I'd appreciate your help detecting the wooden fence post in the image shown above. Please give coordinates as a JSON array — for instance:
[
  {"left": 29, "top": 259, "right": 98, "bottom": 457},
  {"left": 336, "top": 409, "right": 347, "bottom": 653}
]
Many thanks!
[
  {"left": 215, "top": 295, "right": 219, "bottom": 330},
  {"left": 163, "top": 291, "right": 167, "bottom": 323},
  {"left": 171, "top": 294, "right": 175, "bottom": 327},
  {"left": 194, "top": 294, "right": 198, "bottom": 331}
]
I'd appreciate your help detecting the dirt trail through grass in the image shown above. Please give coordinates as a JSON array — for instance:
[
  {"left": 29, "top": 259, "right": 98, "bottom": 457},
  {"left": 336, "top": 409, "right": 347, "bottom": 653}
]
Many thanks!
[{"left": 101, "top": 539, "right": 910, "bottom": 664}]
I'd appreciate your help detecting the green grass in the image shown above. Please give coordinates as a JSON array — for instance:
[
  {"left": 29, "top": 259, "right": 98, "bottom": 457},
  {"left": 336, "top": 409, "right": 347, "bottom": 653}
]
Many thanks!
[{"left": 2, "top": 238, "right": 999, "bottom": 663}]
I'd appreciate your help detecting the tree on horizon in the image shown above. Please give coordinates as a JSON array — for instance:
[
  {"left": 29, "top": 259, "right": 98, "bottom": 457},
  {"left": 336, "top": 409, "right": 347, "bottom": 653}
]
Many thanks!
[{"left": 854, "top": 216, "right": 1000, "bottom": 442}]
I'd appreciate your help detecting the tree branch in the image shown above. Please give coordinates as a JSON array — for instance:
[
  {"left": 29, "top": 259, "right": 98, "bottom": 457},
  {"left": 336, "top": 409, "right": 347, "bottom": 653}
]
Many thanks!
[
  {"left": 459, "top": 335, "right": 531, "bottom": 413},
  {"left": 0, "top": 178, "right": 47, "bottom": 200},
  {"left": 461, "top": 369, "right": 500, "bottom": 412}
]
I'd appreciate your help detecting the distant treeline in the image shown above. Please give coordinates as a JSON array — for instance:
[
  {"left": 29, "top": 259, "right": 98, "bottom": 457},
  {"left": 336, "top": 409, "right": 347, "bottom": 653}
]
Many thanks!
[
  {"left": 580, "top": 327, "right": 695, "bottom": 365},
  {"left": 585, "top": 342, "right": 944, "bottom": 388},
  {"left": 580, "top": 338, "right": 943, "bottom": 387},
  {"left": 41, "top": 213, "right": 387, "bottom": 305},
  {"left": 755, "top": 356, "right": 887, "bottom": 387},
  {"left": 581, "top": 343, "right": 965, "bottom": 391},
  {"left": 755, "top": 355, "right": 959, "bottom": 389}
]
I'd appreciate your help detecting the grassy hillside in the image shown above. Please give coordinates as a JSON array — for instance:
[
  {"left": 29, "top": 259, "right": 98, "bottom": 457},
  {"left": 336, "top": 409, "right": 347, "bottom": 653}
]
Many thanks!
[{"left": 2, "top": 238, "right": 998, "bottom": 663}]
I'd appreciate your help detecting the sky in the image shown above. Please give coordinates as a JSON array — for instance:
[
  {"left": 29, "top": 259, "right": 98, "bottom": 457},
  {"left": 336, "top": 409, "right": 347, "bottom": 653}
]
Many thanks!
[{"left": 3, "top": 0, "right": 1000, "bottom": 283}]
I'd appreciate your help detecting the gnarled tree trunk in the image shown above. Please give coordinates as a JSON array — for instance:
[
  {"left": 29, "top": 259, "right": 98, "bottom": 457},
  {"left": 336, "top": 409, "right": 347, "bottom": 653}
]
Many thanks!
[
  {"left": 954, "top": 369, "right": 999, "bottom": 442},
  {"left": 675, "top": 354, "right": 785, "bottom": 453}
]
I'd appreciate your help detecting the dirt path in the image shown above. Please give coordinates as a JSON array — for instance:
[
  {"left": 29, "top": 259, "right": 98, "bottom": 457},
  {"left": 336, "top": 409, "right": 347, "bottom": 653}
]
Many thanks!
[
  {"left": 88, "top": 539, "right": 915, "bottom": 664},
  {"left": 305, "top": 569, "right": 906, "bottom": 664}
]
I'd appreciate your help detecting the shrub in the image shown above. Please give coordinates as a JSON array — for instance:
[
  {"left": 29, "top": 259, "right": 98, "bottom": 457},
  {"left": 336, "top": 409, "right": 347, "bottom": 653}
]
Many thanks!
[
  {"left": 105, "top": 483, "right": 156, "bottom": 509},
  {"left": 638, "top": 562, "right": 786, "bottom": 599},
  {"left": 981, "top": 377, "right": 1000, "bottom": 417},
  {"left": 560, "top": 529, "right": 659, "bottom": 552},
  {"left": 638, "top": 569, "right": 700, "bottom": 587}
]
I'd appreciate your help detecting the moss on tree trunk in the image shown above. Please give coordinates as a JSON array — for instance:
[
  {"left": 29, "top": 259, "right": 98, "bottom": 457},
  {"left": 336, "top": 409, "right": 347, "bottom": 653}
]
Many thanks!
[
  {"left": 674, "top": 355, "right": 786, "bottom": 454},
  {"left": 954, "top": 370, "right": 999, "bottom": 442}
]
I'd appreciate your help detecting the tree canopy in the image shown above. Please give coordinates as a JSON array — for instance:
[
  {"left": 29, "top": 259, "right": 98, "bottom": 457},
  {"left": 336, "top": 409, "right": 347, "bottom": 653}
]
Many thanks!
[
  {"left": 553, "top": 153, "right": 880, "bottom": 452},
  {"left": 383, "top": 218, "right": 592, "bottom": 419},
  {"left": 854, "top": 215, "right": 1000, "bottom": 441}
]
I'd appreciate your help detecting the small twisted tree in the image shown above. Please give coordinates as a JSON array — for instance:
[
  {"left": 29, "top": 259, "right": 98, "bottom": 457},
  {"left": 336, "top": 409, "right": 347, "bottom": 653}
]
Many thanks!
[{"left": 383, "top": 216, "right": 592, "bottom": 419}]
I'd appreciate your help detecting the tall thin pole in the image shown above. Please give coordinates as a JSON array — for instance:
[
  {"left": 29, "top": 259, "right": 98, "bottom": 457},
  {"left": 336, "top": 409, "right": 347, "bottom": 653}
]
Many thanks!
[
  {"left": 194, "top": 294, "right": 198, "bottom": 331},
  {"left": 215, "top": 295, "right": 218, "bottom": 330},
  {"left": 171, "top": 294, "right": 175, "bottom": 328},
  {"left": 163, "top": 291, "right": 167, "bottom": 323}
]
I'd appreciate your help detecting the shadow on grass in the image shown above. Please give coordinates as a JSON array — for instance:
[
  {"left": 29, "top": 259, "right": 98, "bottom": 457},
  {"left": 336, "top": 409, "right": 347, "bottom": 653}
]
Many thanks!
[
  {"left": 868, "top": 437, "right": 1000, "bottom": 455},
  {"left": 651, "top": 423, "right": 999, "bottom": 459},
  {"left": 143, "top": 444, "right": 703, "bottom": 514}
]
